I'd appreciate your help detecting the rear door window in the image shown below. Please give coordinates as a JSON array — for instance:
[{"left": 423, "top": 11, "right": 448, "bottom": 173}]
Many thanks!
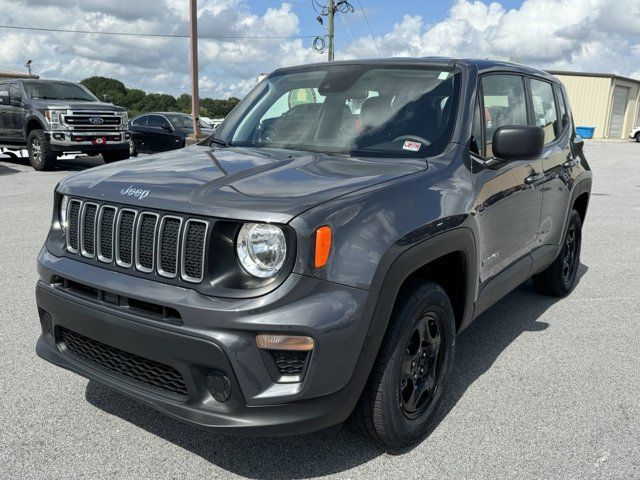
[
  {"left": 132, "top": 116, "right": 148, "bottom": 127},
  {"left": 481, "top": 75, "right": 528, "bottom": 157},
  {"left": 530, "top": 79, "right": 559, "bottom": 144},
  {"left": 147, "top": 115, "right": 165, "bottom": 128}
]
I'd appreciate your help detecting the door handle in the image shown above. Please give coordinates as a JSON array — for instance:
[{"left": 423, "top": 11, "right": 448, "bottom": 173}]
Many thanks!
[{"left": 525, "top": 172, "right": 545, "bottom": 185}]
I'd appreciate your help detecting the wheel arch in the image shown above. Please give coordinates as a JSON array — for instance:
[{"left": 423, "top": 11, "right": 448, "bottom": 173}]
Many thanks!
[
  {"left": 25, "top": 117, "right": 45, "bottom": 136},
  {"left": 368, "top": 227, "right": 477, "bottom": 340}
]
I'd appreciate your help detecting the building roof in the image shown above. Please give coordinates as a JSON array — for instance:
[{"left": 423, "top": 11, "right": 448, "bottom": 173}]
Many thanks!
[
  {"left": 547, "top": 70, "right": 640, "bottom": 86},
  {"left": 0, "top": 69, "right": 37, "bottom": 79}
]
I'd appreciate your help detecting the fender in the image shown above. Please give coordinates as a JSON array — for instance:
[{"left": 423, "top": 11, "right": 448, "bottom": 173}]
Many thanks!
[
  {"left": 367, "top": 225, "right": 477, "bottom": 338},
  {"left": 23, "top": 114, "right": 46, "bottom": 140}
]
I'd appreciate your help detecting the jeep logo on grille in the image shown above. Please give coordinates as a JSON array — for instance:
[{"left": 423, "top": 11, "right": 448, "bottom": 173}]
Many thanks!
[
  {"left": 89, "top": 117, "right": 104, "bottom": 125},
  {"left": 120, "top": 185, "right": 150, "bottom": 200}
]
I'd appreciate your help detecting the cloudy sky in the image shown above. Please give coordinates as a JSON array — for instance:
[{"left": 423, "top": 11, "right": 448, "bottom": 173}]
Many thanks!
[{"left": 1, "top": 0, "right": 639, "bottom": 99}]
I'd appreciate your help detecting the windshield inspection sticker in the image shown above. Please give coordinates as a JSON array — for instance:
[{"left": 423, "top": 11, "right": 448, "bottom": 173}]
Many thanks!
[{"left": 402, "top": 140, "right": 422, "bottom": 152}]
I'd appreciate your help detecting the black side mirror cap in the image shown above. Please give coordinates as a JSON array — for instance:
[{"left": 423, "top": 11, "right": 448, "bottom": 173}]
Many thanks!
[
  {"left": 161, "top": 124, "right": 172, "bottom": 130},
  {"left": 492, "top": 125, "right": 544, "bottom": 161}
]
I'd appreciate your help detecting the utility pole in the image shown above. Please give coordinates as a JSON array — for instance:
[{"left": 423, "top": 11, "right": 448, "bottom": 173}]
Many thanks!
[
  {"left": 327, "top": 0, "right": 335, "bottom": 61},
  {"left": 189, "top": 0, "right": 202, "bottom": 137}
]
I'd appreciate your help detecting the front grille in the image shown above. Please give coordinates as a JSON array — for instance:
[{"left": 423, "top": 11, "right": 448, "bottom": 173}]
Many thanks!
[
  {"left": 65, "top": 199, "right": 208, "bottom": 283},
  {"left": 59, "top": 327, "right": 188, "bottom": 396},
  {"left": 62, "top": 111, "right": 123, "bottom": 132}
]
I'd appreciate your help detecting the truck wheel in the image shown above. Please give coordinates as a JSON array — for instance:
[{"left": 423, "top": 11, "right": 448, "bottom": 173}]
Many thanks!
[
  {"left": 27, "top": 130, "right": 57, "bottom": 171},
  {"left": 533, "top": 210, "right": 582, "bottom": 297},
  {"left": 635, "top": 132, "right": 640, "bottom": 143},
  {"left": 102, "top": 149, "right": 130, "bottom": 164},
  {"left": 129, "top": 139, "right": 138, "bottom": 157},
  {"left": 352, "top": 281, "right": 456, "bottom": 449}
]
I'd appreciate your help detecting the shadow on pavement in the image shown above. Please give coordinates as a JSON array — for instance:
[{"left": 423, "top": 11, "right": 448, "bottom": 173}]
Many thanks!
[
  {"left": 0, "top": 163, "right": 20, "bottom": 176},
  {"left": 0, "top": 153, "right": 104, "bottom": 172},
  {"left": 86, "top": 264, "right": 588, "bottom": 479}
]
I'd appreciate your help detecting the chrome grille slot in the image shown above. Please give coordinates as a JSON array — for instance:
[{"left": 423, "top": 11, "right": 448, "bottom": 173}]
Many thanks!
[
  {"left": 181, "top": 219, "right": 208, "bottom": 283},
  {"left": 135, "top": 212, "right": 159, "bottom": 273},
  {"left": 66, "top": 199, "right": 82, "bottom": 254},
  {"left": 116, "top": 209, "right": 137, "bottom": 268},
  {"left": 80, "top": 203, "right": 98, "bottom": 258},
  {"left": 157, "top": 216, "right": 182, "bottom": 278},
  {"left": 97, "top": 206, "right": 117, "bottom": 263}
]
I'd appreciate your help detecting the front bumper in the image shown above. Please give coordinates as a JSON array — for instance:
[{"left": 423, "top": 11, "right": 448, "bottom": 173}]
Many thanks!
[
  {"left": 35, "top": 248, "right": 378, "bottom": 435},
  {"left": 46, "top": 130, "right": 130, "bottom": 151}
]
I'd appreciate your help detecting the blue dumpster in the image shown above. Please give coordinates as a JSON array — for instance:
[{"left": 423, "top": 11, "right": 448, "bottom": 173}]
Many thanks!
[{"left": 576, "top": 126, "right": 595, "bottom": 139}]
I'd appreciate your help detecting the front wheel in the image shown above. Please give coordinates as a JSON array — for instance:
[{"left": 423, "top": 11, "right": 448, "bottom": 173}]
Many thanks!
[
  {"left": 635, "top": 132, "right": 640, "bottom": 143},
  {"left": 102, "top": 149, "right": 130, "bottom": 164},
  {"left": 533, "top": 210, "right": 582, "bottom": 296},
  {"left": 352, "top": 281, "right": 456, "bottom": 449},
  {"left": 129, "top": 139, "right": 138, "bottom": 157},
  {"left": 27, "top": 130, "right": 57, "bottom": 171}
]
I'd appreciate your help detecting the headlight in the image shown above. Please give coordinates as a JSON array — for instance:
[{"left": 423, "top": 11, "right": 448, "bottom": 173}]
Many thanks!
[
  {"left": 45, "top": 109, "right": 66, "bottom": 130},
  {"left": 236, "top": 223, "right": 287, "bottom": 278},
  {"left": 59, "top": 195, "right": 69, "bottom": 231}
]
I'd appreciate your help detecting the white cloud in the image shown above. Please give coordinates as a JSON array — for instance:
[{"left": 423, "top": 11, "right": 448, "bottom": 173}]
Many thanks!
[{"left": 0, "top": 0, "right": 638, "bottom": 100}]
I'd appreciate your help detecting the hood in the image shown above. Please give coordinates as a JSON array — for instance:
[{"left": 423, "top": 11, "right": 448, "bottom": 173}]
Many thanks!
[
  {"left": 30, "top": 98, "right": 124, "bottom": 112},
  {"left": 58, "top": 145, "right": 426, "bottom": 223}
]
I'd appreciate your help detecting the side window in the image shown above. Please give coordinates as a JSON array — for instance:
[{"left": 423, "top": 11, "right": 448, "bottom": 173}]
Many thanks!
[
  {"left": 132, "top": 116, "right": 147, "bottom": 127},
  {"left": 481, "top": 75, "right": 527, "bottom": 157},
  {"left": 147, "top": 115, "right": 165, "bottom": 128},
  {"left": 554, "top": 84, "right": 569, "bottom": 131},
  {"left": 9, "top": 84, "right": 22, "bottom": 103},
  {"left": 530, "top": 79, "right": 559, "bottom": 144},
  {"left": 470, "top": 96, "right": 482, "bottom": 155},
  {"left": 0, "top": 83, "right": 8, "bottom": 103}
]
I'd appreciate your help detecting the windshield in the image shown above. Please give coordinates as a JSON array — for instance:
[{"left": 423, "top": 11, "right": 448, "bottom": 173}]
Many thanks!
[
  {"left": 22, "top": 81, "right": 98, "bottom": 101},
  {"left": 166, "top": 114, "right": 194, "bottom": 129},
  {"left": 216, "top": 64, "right": 461, "bottom": 158}
]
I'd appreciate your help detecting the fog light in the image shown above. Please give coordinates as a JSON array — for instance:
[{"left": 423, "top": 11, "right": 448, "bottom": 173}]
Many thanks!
[
  {"left": 256, "top": 334, "right": 314, "bottom": 351},
  {"left": 206, "top": 370, "right": 231, "bottom": 403}
]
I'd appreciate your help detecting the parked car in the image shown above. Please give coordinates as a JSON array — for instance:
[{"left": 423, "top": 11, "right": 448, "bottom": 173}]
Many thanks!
[
  {"left": 35, "top": 58, "right": 592, "bottom": 449},
  {"left": 128, "top": 112, "right": 214, "bottom": 155},
  {"left": 0, "top": 79, "right": 130, "bottom": 170},
  {"left": 200, "top": 116, "right": 224, "bottom": 129},
  {"left": 630, "top": 125, "right": 640, "bottom": 142}
]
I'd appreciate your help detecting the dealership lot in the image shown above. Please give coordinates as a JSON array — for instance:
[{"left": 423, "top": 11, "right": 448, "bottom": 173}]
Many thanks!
[{"left": 0, "top": 141, "right": 638, "bottom": 479}]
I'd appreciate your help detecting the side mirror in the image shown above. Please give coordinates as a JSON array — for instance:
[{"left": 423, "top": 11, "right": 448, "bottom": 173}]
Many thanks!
[
  {"left": 102, "top": 94, "right": 113, "bottom": 103},
  {"left": 161, "top": 123, "right": 172, "bottom": 131},
  {"left": 10, "top": 98, "right": 22, "bottom": 107},
  {"left": 492, "top": 125, "right": 544, "bottom": 161},
  {"left": 0, "top": 93, "right": 9, "bottom": 106}
]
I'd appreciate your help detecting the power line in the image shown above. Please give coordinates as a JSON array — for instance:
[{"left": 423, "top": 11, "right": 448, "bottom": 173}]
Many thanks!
[
  {"left": 0, "top": 24, "right": 317, "bottom": 40},
  {"left": 356, "top": 0, "right": 381, "bottom": 56}
]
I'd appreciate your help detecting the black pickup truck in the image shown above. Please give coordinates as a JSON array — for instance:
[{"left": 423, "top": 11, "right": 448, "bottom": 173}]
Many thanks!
[
  {"left": 35, "top": 58, "right": 591, "bottom": 449},
  {"left": 0, "top": 79, "right": 130, "bottom": 170}
]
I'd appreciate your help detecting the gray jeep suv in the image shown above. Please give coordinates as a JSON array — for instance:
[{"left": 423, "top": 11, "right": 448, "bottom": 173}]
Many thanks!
[{"left": 35, "top": 58, "right": 591, "bottom": 449}]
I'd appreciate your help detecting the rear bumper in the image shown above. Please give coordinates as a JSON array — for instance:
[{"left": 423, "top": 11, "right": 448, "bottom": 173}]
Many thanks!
[{"left": 35, "top": 249, "right": 380, "bottom": 435}]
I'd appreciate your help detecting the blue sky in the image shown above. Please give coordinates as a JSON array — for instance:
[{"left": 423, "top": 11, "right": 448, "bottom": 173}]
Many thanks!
[{"left": 0, "top": 0, "right": 638, "bottom": 97}]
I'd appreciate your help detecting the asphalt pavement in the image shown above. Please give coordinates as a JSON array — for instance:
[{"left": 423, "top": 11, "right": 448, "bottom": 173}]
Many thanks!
[{"left": 0, "top": 142, "right": 638, "bottom": 479}]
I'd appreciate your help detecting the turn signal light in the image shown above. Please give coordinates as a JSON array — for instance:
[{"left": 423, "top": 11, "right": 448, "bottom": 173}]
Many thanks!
[
  {"left": 314, "top": 226, "right": 332, "bottom": 268},
  {"left": 256, "top": 334, "right": 314, "bottom": 351}
]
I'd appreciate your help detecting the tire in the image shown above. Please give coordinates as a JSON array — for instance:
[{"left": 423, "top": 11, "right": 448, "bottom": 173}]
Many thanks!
[
  {"left": 635, "top": 132, "right": 640, "bottom": 143},
  {"left": 27, "top": 129, "right": 56, "bottom": 171},
  {"left": 352, "top": 281, "right": 456, "bottom": 449},
  {"left": 533, "top": 210, "right": 582, "bottom": 297},
  {"left": 129, "top": 139, "right": 138, "bottom": 157},
  {"left": 102, "top": 149, "right": 130, "bottom": 164}
]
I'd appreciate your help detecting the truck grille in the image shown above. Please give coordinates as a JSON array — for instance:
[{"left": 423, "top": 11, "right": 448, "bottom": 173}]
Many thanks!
[
  {"left": 65, "top": 199, "right": 208, "bottom": 283},
  {"left": 62, "top": 111, "right": 123, "bottom": 132},
  {"left": 59, "top": 327, "right": 188, "bottom": 396}
]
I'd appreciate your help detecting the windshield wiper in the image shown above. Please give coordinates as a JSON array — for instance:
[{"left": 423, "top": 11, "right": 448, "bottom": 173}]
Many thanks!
[{"left": 209, "top": 136, "right": 231, "bottom": 147}]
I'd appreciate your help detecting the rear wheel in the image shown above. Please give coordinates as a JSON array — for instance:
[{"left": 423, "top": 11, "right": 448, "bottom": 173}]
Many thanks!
[
  {"left": 635, "top": 132, "right": 640, "bottom": 143},
  {"left": 352, "top": 281, "right": 456, "bottom": 449},
  {"left": 533, "top": 210, "right": 582, "bottom": 296},
  {"left": 102, "top": 149, "right": 130, "bottom": 164},
  {"left": 27, "top": 130, "right": 56, "bottom": 171}
]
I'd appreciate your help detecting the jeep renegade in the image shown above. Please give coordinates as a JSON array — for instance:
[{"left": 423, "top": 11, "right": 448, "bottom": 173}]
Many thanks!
[{"left": 35, "top": 58, "right": 592, "bottom": 449}]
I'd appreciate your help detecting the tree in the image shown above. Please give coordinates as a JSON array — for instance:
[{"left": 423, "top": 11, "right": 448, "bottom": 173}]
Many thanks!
[{"left": 80, "top": 77, "right": 240, "bottom": 119}]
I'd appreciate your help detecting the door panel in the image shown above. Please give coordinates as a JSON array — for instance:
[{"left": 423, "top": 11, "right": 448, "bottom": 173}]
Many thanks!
[
  {"left": 473, "top": 74, "right": 544, "bottom": 283},
  {"left": 0, "top": 83, "right": 9, "bottom": 141},
  {"left": 7, "top": 83, "right": 24, "bottom": 140}
]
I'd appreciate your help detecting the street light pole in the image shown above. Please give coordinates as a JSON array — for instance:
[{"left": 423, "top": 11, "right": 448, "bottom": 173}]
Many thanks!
[
  {"left": 327, "top": 0, "right": 335, "bottom": 61},
  {"left": 189, "top": 0, "right": 201, "bottom": 136}
]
